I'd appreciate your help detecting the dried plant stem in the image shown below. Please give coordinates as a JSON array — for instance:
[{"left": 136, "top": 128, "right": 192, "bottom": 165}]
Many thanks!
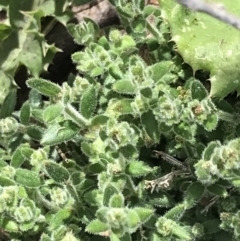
[{"left": 153, "top": 150, "right": 187, "bottom": 169}]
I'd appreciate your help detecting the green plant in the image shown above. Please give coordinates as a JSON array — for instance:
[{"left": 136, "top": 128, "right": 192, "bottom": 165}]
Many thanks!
[
  {"left": 0, "top": 0, "right": 85, "bottom": 105},
  {"left": 1, "top": 0, "right": 240, "bottom": 240},
  {"left": 161, "top": 0, "right": 240, "bottom": 99}
]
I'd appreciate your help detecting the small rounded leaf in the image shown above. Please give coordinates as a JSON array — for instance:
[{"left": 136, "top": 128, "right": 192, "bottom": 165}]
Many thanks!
[
  {"left": 86, "top": 219, "right": 109, "bottom": 234},
  {"left": 127, "top": 209, "right": 140, "bottom": 230},
  {"left": 11, "top": 145, "right": 33, "bottom": 168},
  {"left": 207, "top": 184, "right": 227, "bottom": 197},
  {"left": 91, "top": 115, "right": 109, "bottom": 126},
  {"left": 112, "top": 80, "right": 136, "bottom": 95},
  {"left": 44, "top": 161, "right": 70, "bottom": 183},
  {"left": 109, "top": 194, "right": 124, "bottom": 208},
  {"left": 27, "top": 125, "right": 44, "bottom": 141},
  {"left": 0, "top": 217, "right": 19, "bottom": 232},
  {"left": 14, "top": 169, "right": 41, "bottom": 188},
  {"left": 203, "top": 113, "right": 218, "bottom": 131},
  {"left": 140, "top": 87, "right": 152, "bottom": 99},
  {"left": 141, "top": 110, "right": 160, "bottom": 143},
  {"left": 96, "top": 207, "right": 109, "bottom": 223},
  {"left": 88, "top": 163, "right": 105, "bottom": 173},
  {"left": 49, "top": 209, "right": 72, "bottom": 230},
  {"left": 173, "top": 122, "right": 196, "bottom": 140},
  {"left": 0, "top": 89, "right": 17, "bottom": 118},
  {"left": 143, "top": 5, "right": 157, "bottom": 18},
  {"left": 150, "top": 61, "right": 173, "bottom": 82},
  {"left": 26, "top": 78, "right": 61, "bottom": 97},
  {"left": 29, "top": 89, "right": 42, "bottom": 108},
  {"left": 121, "top": 35, "right": 136, "bottom": 49},
  {"left": 80, "top": 85, "right": 97, "bottom": 119},
  {"left": 194, "top": 160, "right": 214, "bottom": 184},
  {"left": 0, "top": 176, "right": 15, "bottom": 186},
  {"left": 164, "top": 203, "right": 185, "bottom": 220},
  {"left": 20, "top": 101, "right": 31, "bottom": 125},
  {"left": 202, "top": 141, "right": 221, "bottom": 160},
  {"left": 133, "top": 207, "right": 153, "bottom": 223},
  {"left": 103, "top": 185, "right": 118, "bottom": 206},
  {"left": 190, "top": 79, "right": 208, "bottom": 101},
  {"left": 184, "top": 182, "right": 205, "bottom": 209},
  {"left": 109, "top": 65, "right": 123, "bottom": 79},
  {"left": 119, "top": 144, "right": 138, "bottom": 159},
  {"left": 125, "top": 161, "right": 152, "bottom": 177},
  {"left": 43, "top": 104, "right": 63, "bottom": 123},
  {"left": 107, "top": 99, "right": 134, "bottom": 115},
  {"left": 41, "top": 121, "right": 78, "bottom": 146},
  {"left": 81, "top": 142, "right": 93, "bottom": 157}
]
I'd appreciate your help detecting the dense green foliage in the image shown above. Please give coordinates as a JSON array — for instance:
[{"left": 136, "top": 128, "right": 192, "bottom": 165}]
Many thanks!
[{"left": 1, "top": 0, "right": 240, "bottom": 240}]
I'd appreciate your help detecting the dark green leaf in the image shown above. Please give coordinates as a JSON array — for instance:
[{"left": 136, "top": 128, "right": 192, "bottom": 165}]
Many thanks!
[
  {"left": 41, "top": 121, "right": 78, "bottom": 146},
  {"left": 20, "top": 101, "right": 30, "bottom": 125},
  {"left": 80, "top": 85, "right": 97, "bottom": 118},
  {"left": 141, "top": 109, "right": 160, "bottom": 143},
  {"left": 26, "top": 78, "right": 61, "bottom": 97},
  {"left": 0, "top": 89, "right": 17, "bottom": 118},
  {"left": 44, "top": 161, "right": 70, "bottom": 183}
]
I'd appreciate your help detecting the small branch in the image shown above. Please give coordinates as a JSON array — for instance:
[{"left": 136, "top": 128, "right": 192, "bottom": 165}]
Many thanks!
[{"left": 177, "top": 0, "right": 240, "bottom": 30}]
